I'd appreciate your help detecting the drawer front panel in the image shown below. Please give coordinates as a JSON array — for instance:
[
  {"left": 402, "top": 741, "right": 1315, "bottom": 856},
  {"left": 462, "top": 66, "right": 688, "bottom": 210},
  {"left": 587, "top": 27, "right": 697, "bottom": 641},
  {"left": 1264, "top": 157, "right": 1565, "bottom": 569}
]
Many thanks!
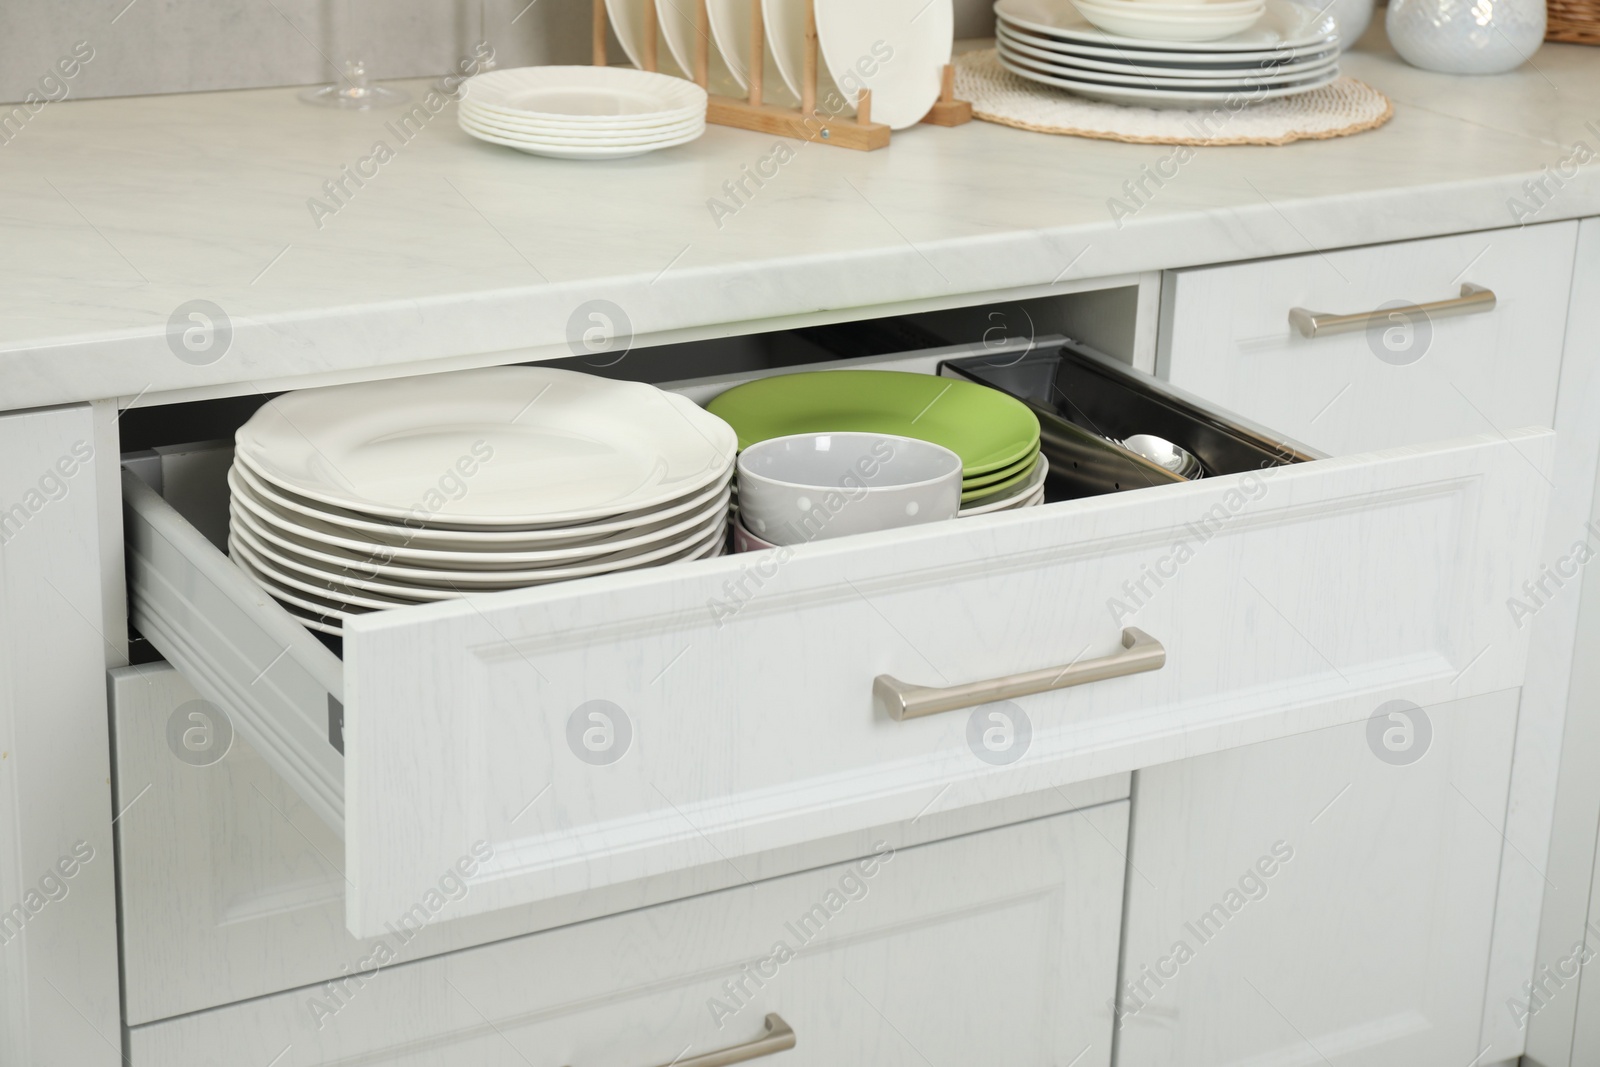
[
  {"left": 1160, "top": 223, "right": 1576, "bottom": 455},
  {"left": 128, "top": 807, "right": 1129, "bottom": 1067},
  {"left": 343, "top": 431, "right": 1550, "bottom": 936},
  {"left": 111, "top": 662, "right": 1128, "bottom": 1024}
]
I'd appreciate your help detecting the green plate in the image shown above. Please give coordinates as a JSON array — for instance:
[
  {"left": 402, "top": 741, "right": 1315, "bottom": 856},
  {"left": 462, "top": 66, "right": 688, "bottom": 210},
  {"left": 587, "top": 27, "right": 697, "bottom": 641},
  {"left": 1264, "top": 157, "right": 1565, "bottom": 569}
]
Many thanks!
[
  {"left": 961, "top": 455, "right": 1040, "bottom": 504},
  {"left": 962, "top": 444, "right": 1039, "bottom": 490},
  {"left": 708, "top": 370, "right": 1041, "bottom": 477}
]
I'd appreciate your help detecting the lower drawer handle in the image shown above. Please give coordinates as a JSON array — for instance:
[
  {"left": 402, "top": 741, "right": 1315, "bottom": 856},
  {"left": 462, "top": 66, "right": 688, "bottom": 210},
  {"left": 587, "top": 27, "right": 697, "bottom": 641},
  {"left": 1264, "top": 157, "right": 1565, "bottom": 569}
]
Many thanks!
[
  {"left": 572, "top": 1014, "right": 795, "bottom": 1067},
  {"left": 1287, "top": 282, "right": 1496, "bottom": 338},
  {"left": 875, "top": 627, "right": 1165, "bottom": 721}
]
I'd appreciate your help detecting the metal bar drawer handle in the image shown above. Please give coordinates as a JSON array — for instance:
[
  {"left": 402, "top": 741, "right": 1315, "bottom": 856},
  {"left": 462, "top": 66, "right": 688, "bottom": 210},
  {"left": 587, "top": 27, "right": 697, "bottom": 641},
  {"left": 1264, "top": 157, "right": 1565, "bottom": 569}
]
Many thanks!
[
  {"left": 875, "top": 628, "right": 1166, "bottom": 721},
  {"left": 1288, "top": 283, "right": 1496, "bottom": 339},
  {"left": 568, "top": 1014, "right": 796, "bottom": 1067}
]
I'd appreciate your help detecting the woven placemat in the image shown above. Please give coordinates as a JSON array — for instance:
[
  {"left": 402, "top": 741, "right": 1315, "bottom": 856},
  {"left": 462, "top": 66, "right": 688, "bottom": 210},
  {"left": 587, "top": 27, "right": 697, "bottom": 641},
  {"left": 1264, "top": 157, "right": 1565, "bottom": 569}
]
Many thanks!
[{"left": 954, "top": 48, "right": 1392, "bottom": 146}]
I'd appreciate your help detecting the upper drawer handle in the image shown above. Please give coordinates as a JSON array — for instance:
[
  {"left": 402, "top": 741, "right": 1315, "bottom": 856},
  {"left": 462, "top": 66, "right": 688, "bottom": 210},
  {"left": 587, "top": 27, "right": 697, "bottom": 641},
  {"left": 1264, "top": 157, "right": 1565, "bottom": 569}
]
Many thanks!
[
  {"left": 570, "top": 1014, "right": 795, "bottom": 1067},
  {"left": 875, "top": 627, "right": 1166, "bottom": 721},
  {"left": 1288, "top": 283, "right": 1496, "bottom": 339}
]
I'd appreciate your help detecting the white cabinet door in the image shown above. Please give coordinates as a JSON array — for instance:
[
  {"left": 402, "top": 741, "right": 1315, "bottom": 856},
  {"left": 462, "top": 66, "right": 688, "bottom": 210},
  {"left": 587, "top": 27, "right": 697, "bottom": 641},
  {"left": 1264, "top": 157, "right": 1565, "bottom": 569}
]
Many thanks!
[
  {"left": 110, "top": 660, "right": 1128, "bottom": 1024},
  {"left": 1160, "top": 222, "right": 1574, "bottom": 456},
  {"left": 1116, "top": 690, "right": 1518, "bottom": 1067},
  {"left": 128, "top": 806, "right": 1129, "bottom": 1067},
  {"left": 0, "top": 405, "right": 120, "bottom": 1067}
]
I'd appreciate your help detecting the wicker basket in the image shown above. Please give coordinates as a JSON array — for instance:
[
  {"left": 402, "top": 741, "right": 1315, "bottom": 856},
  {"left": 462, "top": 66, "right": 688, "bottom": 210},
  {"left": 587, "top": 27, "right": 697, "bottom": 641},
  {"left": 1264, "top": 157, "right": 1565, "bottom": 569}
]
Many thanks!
[{"left": 1548, "top": 0, "right": 1600, "bottom": 43}]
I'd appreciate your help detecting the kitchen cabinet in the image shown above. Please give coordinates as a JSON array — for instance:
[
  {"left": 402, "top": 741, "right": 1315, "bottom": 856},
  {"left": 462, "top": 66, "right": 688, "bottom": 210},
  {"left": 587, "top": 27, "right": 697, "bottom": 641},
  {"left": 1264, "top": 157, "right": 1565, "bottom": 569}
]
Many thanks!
[
  {"left": 1117, "top": 690, "right": 1518, "bottom": 1067},
  {"left": 127, "top": 805, "right": 1130, "bottom": 1067}
]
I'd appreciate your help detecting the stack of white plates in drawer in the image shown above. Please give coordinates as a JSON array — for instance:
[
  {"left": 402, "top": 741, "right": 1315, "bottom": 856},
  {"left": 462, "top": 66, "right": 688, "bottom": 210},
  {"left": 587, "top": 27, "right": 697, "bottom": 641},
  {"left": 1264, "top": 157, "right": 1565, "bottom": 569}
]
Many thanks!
[
  {"left": 995, "top": 0, "right": 1340, "bottom": 107},
  {"left": 457, "top": 66, "right": 708, "bottom": 159},
  {"left": 227, "top": 367, "right": 736, "bottom": 635}
]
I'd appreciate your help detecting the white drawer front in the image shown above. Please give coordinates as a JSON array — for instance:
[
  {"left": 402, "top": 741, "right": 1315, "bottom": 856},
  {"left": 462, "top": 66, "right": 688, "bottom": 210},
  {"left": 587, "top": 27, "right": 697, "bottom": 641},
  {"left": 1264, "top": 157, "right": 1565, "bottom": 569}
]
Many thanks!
[
  {"left": 343, "top": 432, "right": 1549, "bottom": 935},
  {"left": 124, "top": 368, "right": 1554, "bottom": 939},
  {"left": 128, "top": 807, "right": 1128, "bottom": 1067},
  {"left": 110, "top": 662, "right": 1126, "bottom": 1023},
  {"left": 1160, "top": 223, "right": 1576, "bottom": 455}
]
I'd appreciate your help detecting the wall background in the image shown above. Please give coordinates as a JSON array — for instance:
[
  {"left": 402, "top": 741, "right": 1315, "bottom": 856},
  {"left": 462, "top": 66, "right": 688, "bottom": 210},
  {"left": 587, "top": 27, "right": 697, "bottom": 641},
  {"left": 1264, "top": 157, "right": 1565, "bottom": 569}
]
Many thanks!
[{"left": 0, "top": 0, "right": 999, "bottom": 105}]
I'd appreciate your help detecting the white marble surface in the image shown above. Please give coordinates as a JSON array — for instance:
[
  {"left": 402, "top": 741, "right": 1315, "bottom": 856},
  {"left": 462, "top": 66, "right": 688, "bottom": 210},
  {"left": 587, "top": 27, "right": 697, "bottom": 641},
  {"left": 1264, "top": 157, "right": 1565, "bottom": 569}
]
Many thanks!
[{"left": 2, "top": 29, "right": 1598, "bottom": 411}]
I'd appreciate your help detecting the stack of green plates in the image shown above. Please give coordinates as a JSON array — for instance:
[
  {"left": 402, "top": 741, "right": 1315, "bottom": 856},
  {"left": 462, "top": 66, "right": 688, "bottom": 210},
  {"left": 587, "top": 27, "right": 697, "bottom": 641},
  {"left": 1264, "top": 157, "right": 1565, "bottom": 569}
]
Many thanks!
[{"left": 707, "top": 370, "right": 1043, "bottom": 506}]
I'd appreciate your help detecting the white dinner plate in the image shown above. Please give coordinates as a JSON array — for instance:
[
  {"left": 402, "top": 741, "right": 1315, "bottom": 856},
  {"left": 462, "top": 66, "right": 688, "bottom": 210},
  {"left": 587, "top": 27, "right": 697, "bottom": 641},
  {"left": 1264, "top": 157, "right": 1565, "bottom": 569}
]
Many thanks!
[
  {"left": 230, "top": 495, "right": 728, "bottom": 585},
  {"left": 231, "top": 458, "right": 732, "bottom": 544},
  {"left": 998, "top": 24, "right": 1336, "bottom": 75},
  {"left": 232, "top": 473, "right": 732, "bottom": 569},
  {"left": 998, "top": 51, "right": 1338, "bottom": 103},
  {"left": 231, "top": 516, "right": 728, "bottom": 600},
  {"left": 459, "top": 97, "right": 704, "bottom": 133},
  {"left": 235, "top": 367, "right": 737, "bottom": 527},
  {"left": 603, "top": 0, "right": 690, "bottom": 77},
  {"left": 1000, "top": 40, "right": 1335, "bottom": 86},
  {"left": 997, "top": 0, "right": 1337, "bottom": 50},
  {"left": 760, "top": 0, "right": 855, "bottom": 114},
  {"left": 707, "top": 0, "right": 800, "bottom": 104},
  {"left": 458, "top": 105, "right": 703, "bottom": 144},
  {"left": 958, "top": 454, "right": 1049, "bottom": 515},
  {"left": 813, "top": 0, "right": 954, "bottom": 129},
  {"left": 461, "top": 65, "right": 705, "bottom": 120},
  {"left": 1070, "top": 0, "right": 1267, "bottom": 41},
  {"left": 231, "top": 552, "right": 363, "bottom": 635},
  {"left": 1000, "top": 19, "right": 1335, "bottom": 61},
  {"left": 655, "top": 0, "right": 747, "bottom": 97},
  {"left": 458, "top": 115, "right": 706, "bottom": 158}
]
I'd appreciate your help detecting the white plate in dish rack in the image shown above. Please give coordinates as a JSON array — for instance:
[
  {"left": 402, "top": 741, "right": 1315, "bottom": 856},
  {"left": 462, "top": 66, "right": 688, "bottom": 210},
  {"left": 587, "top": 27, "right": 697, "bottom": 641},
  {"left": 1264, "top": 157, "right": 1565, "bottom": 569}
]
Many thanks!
[
  {"left": 813, "top": 0, "right": 954, "bottom": 129},
  {"left": 997, "top": 0, "right": 1337, "bottom": 50},
  {"left": 1001, "top": 40, "right": 1336, "bottom": 88},
  {"left": 706, "top": 0, "right": 799, "bottom": 104},
  {"left": 998, "top": 50, "right": 1338, "bottom": 104},
  {"left": 235, "top": 367, "right": 737, "bottom": 526},
  {"left": 461, "top": 65, "right": 706, "bottom": 120},
  {"left": 760, "top": 0, "right": 854, "bottom": 113},
  {"left": 997, "top": 24, "right": 1336, "bottom": 75},
  {"left": 655, "top": 0, "right": 746, "bottom": 96}
]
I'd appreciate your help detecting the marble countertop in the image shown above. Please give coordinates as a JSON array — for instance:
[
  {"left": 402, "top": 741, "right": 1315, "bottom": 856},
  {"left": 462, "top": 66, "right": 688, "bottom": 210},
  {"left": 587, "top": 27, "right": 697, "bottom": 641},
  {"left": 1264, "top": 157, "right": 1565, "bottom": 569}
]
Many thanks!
[{"left": 4, "top": 30, "right": 1599, "bottom": 411}]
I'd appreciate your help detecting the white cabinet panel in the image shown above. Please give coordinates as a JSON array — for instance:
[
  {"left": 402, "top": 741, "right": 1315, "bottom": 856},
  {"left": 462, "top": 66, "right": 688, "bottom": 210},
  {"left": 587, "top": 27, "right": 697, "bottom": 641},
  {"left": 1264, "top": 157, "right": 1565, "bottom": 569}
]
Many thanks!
[
  {"left": 1160, "top": 222, "right": 1574, "bottom": 455},
  {"left": 1117, "top": 690, "right": 1518, "bottom": 1067},
  {"left": 110, "top": 661, "right": 1127, "bottom": 1024},
  {"left": 128, "top": 806, "right": 1128, "bottom": 1067},
  {"left": 0, "top": 405, "right": 120, "bottom": 1067}
]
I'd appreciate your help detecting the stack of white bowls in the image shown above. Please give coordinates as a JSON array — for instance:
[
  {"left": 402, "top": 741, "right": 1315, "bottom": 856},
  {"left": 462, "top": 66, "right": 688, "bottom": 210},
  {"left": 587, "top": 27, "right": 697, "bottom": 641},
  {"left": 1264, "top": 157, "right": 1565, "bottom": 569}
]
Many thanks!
[
  {"left": 457, "top": 66, "right": 708, "bottom": 160},
  {"left": 227, "top": 367, "right": 736, "bottom": 635},
  {"left": 996, "top": 0, "right": 1341, "bottom": 106}
]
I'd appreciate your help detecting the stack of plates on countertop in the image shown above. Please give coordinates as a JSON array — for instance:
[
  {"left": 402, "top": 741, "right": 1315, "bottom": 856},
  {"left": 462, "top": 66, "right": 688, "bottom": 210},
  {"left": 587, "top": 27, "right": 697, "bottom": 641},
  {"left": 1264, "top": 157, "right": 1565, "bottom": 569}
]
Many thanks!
[
  {"left": 707, "top": 370, "right": 1048, "bottom": 517},
  {"left": 227, "top": 367, "right": 736, "bottom": 636},
  {"left": 457, "top": 66, "right": 708, "bottom": 160},
  {"left": 995, "top": 0, "right": 1340, "bottom": 108}
]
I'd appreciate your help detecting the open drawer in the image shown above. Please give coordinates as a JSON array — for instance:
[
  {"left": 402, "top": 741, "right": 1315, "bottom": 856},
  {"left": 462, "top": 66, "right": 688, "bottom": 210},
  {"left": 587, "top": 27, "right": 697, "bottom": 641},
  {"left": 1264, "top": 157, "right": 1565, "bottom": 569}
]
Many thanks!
[{"left": 124, "top": 342, "right": 1554, "bottom": 938}]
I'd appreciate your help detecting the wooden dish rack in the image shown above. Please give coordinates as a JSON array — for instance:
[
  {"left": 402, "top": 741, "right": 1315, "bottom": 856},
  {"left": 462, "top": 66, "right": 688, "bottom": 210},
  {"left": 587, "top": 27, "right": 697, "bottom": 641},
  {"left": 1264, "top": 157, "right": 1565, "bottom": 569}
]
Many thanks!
[{"left": 590, "top": 0, "right": 971, "bottom": 150}]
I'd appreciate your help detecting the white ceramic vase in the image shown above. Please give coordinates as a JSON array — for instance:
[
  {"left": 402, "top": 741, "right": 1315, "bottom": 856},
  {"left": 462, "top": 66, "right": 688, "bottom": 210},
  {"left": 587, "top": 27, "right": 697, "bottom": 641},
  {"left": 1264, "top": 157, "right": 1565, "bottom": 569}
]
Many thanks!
[
  {"left": 1386, "top": 0, "right": 1546, "bottom": 73},
  {"left": 1326, "top": 0, "right": 1374, "bottom": 50}
]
